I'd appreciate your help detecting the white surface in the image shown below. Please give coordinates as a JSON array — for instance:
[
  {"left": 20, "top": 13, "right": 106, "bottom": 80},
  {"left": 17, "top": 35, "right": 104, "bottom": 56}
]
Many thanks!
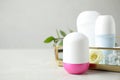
[
  {"left": 0, "top": 49, "right": 119, "bottom": 80},
  {"left": 0, "top": 0, "right": 120, "bottom": 49}
]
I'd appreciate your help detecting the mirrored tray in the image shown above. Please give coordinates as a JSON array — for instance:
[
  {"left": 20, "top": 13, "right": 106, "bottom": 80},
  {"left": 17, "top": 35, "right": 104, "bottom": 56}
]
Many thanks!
[{"left": 54, "top": 46, "right": 120, "bottom": 72}]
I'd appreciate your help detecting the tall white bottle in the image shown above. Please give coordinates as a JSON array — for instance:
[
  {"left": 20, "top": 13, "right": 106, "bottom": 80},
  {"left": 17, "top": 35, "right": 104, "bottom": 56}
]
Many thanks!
[
  {"left": 77, "top": 11, "right": 100, "bottom": 46},
  {"left": 95, "top": 15, "right": 116, "bottom": 64}
]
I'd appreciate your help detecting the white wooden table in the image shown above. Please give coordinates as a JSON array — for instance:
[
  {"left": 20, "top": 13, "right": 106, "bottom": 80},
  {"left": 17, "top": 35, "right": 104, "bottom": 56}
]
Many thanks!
[{"left": 0, "top": 49, "right": 119, "bottom": 80}]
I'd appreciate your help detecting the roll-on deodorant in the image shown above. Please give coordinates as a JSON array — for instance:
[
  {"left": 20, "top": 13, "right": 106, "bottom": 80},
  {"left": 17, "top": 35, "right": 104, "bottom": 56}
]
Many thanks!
[
  {"left": 95, "top": 15, "right": 116, "bottom": 64},
  {"left": 77, "top": 11, "right": 100, "bottom": 46},
  {"left": 63, "top": 32, "right": 89, "bottom": 74}
]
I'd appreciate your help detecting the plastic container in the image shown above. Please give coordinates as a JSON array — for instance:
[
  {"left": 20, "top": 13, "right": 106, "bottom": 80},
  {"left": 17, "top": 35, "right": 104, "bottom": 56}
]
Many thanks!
[
  {"left": 77, "top": 11, "right": 100, "bottom": 46},
  {"left": 95, "top": 15, "right": 116, "bottom": 64},
  {"left": 63, "top": 32, "right": 89, "bottom": 74}
]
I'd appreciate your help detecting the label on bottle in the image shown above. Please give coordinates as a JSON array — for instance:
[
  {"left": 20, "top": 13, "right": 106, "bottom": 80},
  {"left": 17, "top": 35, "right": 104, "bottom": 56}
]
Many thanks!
[
  {"left": 95, "top": 34, "right": 115, "bottom": 64},
  {"left": 95, "top": 34, "right": 115, "bottom": 48}
]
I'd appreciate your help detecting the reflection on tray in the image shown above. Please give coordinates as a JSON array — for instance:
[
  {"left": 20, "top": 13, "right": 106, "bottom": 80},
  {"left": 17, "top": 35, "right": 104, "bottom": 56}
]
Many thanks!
[{"left": 54, "top": 46, "right": 120, "bottom": 72}]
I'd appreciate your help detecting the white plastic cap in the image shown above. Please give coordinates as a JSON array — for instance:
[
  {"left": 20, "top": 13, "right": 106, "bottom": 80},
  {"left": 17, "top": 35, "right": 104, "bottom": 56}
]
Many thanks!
[
  {"left": 77, "top": 11, "right": 100, "bottom": 25},
  {"left": 63, "top": 32, "right": 89, "bottom": 64},
  {"left": 95, "top": 15, "right": 116, "bottom": 35}
]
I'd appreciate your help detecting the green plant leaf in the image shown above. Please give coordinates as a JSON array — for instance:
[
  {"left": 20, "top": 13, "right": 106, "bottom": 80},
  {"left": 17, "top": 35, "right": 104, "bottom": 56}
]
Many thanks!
[
  {"left": 44, "top": 36, "right": 55, "bottom": 43},
  {"left": 56, "top": 29, "right": 60, "bottom": 38},
  {"left": 60, "top": 30, "right": 66, "bottom": 37},
  {"left": 54, "top": 38, "right": 59, "bottom": 43},
  {"left": 58, "top": 40, "right": 63, "bottom": 46}
]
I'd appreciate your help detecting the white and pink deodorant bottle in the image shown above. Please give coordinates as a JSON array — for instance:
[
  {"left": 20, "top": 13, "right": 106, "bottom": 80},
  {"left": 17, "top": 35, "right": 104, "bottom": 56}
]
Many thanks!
[{"left": 63, "top": 32, "right": 89, "bottom": 74}]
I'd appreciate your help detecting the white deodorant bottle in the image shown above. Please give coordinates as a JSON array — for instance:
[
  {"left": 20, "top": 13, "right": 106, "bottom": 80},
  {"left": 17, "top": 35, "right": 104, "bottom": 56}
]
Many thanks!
[
  {"left": 95, "top": 15, "right": 116, "bottom": 64},
  {"left": 63, "top": 32, "right": 89, "bottom": 74},
  {"left": 77, "top": 11, "right": 100, "bottom": 46}
]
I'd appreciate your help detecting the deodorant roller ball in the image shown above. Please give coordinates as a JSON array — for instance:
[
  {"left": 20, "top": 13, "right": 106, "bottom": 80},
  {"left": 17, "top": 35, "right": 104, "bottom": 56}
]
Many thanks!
[{"left": 63, "top": 32, "right": 89, "bottom": 74}]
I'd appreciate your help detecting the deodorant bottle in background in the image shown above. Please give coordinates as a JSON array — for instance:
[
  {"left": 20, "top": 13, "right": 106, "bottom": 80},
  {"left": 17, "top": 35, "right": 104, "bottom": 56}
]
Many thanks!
[
  {"left": 95, "top": 15, "right": 116, "bottom": 64},
  {"left": 63, "top": 32, "right": 89, "bottom": 74},
  {"left": 77, "top": 11, "right": 100, "bottom": 46}
]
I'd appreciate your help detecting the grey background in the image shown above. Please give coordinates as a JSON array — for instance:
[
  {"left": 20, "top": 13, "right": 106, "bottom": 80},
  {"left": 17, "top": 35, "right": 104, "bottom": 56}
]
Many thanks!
[{"left": 0, "top": 0, "right": 120, "bottom": 49}]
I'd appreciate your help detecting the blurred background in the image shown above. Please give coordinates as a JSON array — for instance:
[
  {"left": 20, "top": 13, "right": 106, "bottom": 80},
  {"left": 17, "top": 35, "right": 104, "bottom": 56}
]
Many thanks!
[{"left": 0, "top": 0, "right": 120, "bottom": 49}]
